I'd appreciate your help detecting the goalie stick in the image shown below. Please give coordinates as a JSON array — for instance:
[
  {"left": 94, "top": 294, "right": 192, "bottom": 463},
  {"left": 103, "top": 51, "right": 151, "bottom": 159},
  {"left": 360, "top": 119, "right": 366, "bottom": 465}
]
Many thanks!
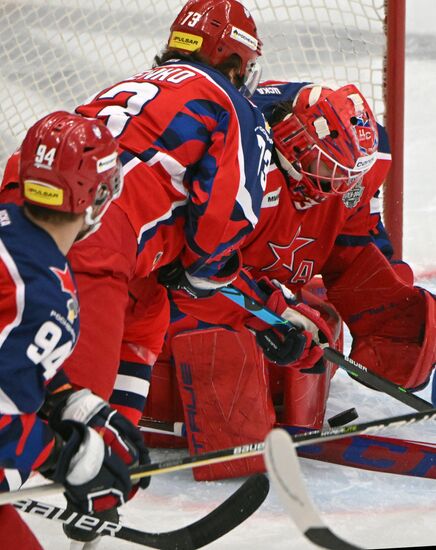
[
  {"left": 14, "top": 473, "right": 269, "bottom": 550},
  {"left": 265, "top": 428, "right": 362, "bottom": 550},
  {"left": 220, "top": 285, "right": 433, "bottom": 412},
  {"left": 4, "top": 407, "right": 434, "bottom": 505}
]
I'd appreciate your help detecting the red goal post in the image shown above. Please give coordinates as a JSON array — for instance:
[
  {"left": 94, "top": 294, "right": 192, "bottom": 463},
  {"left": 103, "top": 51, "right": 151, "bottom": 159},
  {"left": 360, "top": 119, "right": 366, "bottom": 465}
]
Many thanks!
[{"left": 0, "top": 0, "right": 405, "bottom": 255}]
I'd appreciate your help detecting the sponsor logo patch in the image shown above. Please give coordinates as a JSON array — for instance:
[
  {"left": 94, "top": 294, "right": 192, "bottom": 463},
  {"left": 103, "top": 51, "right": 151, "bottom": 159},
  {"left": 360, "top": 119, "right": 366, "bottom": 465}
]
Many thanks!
[
  {"left": 230, "top": 26, "right": 258, "bottom": 51},
  {"left": 23, "top": 180, "right": 63, "bottom": 206},
  {"left": 169, "top": 31, "right": 203, "bottom": 51},
  {"left": 261, "top": 187, "right": 281, "bottom": 208},
  {"left": 97, "top": 151, "right": 117, "bottom": 173}
]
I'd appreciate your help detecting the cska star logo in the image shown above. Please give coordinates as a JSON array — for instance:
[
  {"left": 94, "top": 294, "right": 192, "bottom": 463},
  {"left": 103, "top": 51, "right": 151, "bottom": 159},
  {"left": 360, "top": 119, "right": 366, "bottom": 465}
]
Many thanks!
[
  {"left": 261, "top": 226, "right": 315, "bottom": 284},
  {"left": 50, "top": 264, "right": 79, "bottom": 323}
]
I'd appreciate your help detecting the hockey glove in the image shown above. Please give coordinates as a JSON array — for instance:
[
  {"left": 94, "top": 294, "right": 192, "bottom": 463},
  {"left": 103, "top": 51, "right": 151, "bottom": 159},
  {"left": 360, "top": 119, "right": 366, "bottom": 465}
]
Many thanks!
[
  {"left": 247, "top": 278, "right": 334, "bottom": 372},
  {"left": 41, "top": 388, "right": 150, "bottom": 492},
  {"left": 38, "top": 420, "right": 132, "bottom": 514},
  {"left": 158, "top": 252, "right": 240, "bottom": 299}
]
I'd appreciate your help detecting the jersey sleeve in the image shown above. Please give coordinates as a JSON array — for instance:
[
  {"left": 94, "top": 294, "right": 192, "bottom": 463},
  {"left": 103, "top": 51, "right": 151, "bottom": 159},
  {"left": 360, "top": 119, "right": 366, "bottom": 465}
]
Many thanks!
[
  {"left": 176, "top": 96, "right": 272, "bottom": 280},
  {"left": 76, "top": 63, "right": 273, "bottom": 282},
  {"left": 0, "top": 412, "right": 54, "bottom": 473},
  {"left": 62, "top": 203, "right": 138, "bottom": 399}
]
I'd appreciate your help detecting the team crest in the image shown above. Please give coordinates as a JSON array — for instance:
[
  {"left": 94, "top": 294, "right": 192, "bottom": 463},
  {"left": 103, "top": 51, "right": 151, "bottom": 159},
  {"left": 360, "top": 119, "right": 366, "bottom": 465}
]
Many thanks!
[
  {"left": 50, "top": 264, "right": 79, "bottom": 322},
  {"left": 342, "top": 182, "right": 364, "bottom": 209}
]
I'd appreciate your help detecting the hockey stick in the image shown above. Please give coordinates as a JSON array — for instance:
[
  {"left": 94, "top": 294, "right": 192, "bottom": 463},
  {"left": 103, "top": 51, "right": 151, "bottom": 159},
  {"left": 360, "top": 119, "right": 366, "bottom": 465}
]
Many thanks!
[
  {"left": 220, "top": 285, "right": 433, "bottom": 412},
  {"left": 139, "top": 408, "right": 436, "bottom": 453},
  {"left": 4, "top": 407, "right": 435, "bottom": 505},
  {"left": 14, "top": 473, "right": 269, "bottom": 550},
  {"left": 265, "top": 428, "right": 362, "bottom": 550},
  {"left": 137, "top": 414, "right": 436, "bottom": 481}
]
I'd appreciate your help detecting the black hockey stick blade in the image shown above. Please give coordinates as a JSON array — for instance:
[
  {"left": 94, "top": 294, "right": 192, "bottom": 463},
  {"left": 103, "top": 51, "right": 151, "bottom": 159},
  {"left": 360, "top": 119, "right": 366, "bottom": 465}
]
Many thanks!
[
  {"left": 15, "top": 474, "right": 269, "bottom": 549},
  {"left": 322, "top": 347, "right": 433, "bottom": 412},
  {"left": 221, "top": 285, "right": 433, "bottom": 412},
  {"left": 265, "top": 428, "right": 362, "bottom": 550}
]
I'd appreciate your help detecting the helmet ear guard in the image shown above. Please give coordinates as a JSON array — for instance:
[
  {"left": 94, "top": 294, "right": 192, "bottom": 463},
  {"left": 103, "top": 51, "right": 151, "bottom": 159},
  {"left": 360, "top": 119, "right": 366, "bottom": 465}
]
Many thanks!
[{"left": 272, "top": 84, "right": 379, "bottom": 205}]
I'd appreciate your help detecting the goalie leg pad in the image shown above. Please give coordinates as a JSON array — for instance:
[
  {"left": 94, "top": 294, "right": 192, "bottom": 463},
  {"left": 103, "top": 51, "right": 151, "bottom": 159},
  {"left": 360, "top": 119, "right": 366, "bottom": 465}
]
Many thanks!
[
  {"left": 280, "top": 278, "right": 343, "bottom": 428},
  {"left": 142, "top": 340, "right": 187, "bottom": 448},
  {"left": 172, "top": 327, "right": 275, "bottom": 481}
]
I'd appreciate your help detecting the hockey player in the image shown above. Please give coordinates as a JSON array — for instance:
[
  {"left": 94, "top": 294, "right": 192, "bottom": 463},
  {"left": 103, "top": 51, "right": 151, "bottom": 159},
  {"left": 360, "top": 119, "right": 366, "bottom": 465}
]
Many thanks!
[
  {"left": 145, "top": 82, "right": 436, "bottom": 480},
  {"left": 28, "top": 0, "right": 272, "bottom": 423},
  {"left": 0, "top": 112, "right": 149, "bottom": 548}
]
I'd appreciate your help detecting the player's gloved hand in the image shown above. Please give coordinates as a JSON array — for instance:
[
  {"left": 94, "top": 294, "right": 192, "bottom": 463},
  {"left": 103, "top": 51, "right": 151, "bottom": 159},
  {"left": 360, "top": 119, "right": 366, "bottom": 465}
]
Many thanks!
[
  {"left": 158, "top": 252, "right": 241, "bottom": 299},
  {"left": 38, "top": 420, "right": 132, "bottom": 514},
  {"left": 41, "top": 388, "right": 151, "bottom": 493},
  {"left": 246, "top": 278, "right": 334, "bottom": 372}
]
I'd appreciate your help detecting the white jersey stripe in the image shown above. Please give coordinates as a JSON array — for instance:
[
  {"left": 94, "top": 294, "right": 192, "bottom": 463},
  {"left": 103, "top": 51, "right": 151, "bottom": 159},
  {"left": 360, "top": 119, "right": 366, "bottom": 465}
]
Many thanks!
[
  {"left": 114, "top": 374, "right": 150, "bottom": 398},
  {"left": 0, "top": 238, "right": 25, "bottom": 349}
]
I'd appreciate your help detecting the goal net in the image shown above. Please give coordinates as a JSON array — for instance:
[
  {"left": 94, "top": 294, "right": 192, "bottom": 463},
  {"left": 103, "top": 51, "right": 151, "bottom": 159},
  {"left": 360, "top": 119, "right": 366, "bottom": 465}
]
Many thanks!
[{"left": 0, "top": 0, "right": 404, "bottom": 250}]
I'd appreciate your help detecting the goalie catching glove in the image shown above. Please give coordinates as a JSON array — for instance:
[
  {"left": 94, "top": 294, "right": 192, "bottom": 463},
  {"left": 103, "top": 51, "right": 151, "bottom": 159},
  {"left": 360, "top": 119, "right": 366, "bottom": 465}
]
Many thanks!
[
  {"left": 327, "top": 244, "right": 436, "bottom": 389},
  {"left": 246, "top": 278, "right": 334, "bottom": 372}
]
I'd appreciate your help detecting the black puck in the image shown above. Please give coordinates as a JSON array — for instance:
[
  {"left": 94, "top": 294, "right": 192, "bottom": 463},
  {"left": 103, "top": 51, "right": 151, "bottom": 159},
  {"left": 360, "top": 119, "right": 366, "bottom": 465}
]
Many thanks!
[{"left": 327, "top": 407, "right": 359, "bottom": 428}]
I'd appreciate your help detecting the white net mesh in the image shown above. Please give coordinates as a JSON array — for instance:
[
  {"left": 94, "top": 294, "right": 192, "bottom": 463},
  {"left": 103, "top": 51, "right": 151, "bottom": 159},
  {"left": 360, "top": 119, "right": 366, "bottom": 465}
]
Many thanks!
[{"left": 0, "top": 0, "right": 387, "bottom": 170}]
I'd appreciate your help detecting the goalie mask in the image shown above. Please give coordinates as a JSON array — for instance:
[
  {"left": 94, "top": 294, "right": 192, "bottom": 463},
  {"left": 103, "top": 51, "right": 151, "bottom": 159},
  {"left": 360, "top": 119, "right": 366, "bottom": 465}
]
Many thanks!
[
  {"left": 19, "top": 111, "right": 123, "bottom": 230},
  {"left": 272, "top": 84, "right": 378, "bottom": 207},
  {"left": 168, "top": 0, "right": 262, "bottom": 96}
]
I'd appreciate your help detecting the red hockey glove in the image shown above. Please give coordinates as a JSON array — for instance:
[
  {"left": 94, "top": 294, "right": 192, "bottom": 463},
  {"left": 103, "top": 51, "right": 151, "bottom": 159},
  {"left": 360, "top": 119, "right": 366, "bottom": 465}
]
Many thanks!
[
  {"left": 41, "top": 388, "right": 150, "bottom": 492},
  {"left": 38, "top": 420, "right": 132, "bottom": 514},
  {"left": 246, "top": 278, "right": 334, "bottom": 372}
]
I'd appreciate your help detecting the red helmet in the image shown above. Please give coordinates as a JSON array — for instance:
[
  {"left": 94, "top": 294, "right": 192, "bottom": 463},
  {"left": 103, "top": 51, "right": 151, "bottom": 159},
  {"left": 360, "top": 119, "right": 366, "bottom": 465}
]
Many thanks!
[
  {"left": 272, "top": 84, "right": 378, "bottom": 207},
  {"left": 168, "top": 0, "right": 262, "bottom": 80},
  {"left": 19, "top": 111, "right": 122, "bottom": 225}
]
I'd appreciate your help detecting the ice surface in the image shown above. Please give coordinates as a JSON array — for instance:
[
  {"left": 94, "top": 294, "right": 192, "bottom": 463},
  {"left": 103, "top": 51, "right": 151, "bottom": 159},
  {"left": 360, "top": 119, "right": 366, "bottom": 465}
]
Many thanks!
[{"left": 14, "top": 1, "right": 436, "bottom": 548}]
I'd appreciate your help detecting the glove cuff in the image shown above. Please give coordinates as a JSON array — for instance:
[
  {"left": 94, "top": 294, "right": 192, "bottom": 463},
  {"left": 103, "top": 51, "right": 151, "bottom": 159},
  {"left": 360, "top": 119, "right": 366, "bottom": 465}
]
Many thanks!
[{"left": 61, "top": 389, "right": 107, "bottom": 425}]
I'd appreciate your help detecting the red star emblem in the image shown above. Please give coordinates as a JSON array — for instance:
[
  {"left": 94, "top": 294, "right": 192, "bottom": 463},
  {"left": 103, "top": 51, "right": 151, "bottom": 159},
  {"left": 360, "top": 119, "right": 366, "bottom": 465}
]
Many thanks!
[
  {"left": 50, "top": 264, "right": 77, "bottom": 299},
  {"left": 261, "top": 226, "right": 314, "bottom": 273}
]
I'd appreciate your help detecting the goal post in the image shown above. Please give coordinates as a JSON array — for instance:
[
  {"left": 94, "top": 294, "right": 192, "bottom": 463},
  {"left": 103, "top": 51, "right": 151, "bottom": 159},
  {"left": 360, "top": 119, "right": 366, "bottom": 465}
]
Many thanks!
[
  {"left": 0, "top": 0, "right": 405, "bottom": 256},
  {"left": 384, "top": 0, "right": 406, "bottom": 259}
]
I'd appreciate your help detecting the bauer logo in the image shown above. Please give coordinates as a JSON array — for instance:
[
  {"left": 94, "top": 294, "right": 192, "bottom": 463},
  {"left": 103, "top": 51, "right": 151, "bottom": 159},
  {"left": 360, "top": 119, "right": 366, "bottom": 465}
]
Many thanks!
[
  {"left": 230, "top": 26, "right": 258, "bottom": 51},
  {"left": 169, "top": 31, "right": 203, "bottom": 51},
  {"left": 97, "top": 151, "right": 117, "bottom": 173},
  {"left": 23, "top": 180, "right": 63, "bottom": 206}
]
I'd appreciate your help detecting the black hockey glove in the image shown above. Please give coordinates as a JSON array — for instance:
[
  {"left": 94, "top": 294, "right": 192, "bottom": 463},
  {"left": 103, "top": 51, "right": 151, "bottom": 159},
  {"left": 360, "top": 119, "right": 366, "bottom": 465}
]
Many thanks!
[
  {"left": 158, "top": 260, "right": 215, "bottom": 298},
  {"left": 158, "top": 253, "right": 240, "bottom": 299},
  {"left": 38, "top": 420, "right": 132, "bottom": 514},
  {"left": 254, "top": 326, "right": 308, "bottom": 366},
  {"left": 40, "top": 388, "right": 150, "bottom": 492}
]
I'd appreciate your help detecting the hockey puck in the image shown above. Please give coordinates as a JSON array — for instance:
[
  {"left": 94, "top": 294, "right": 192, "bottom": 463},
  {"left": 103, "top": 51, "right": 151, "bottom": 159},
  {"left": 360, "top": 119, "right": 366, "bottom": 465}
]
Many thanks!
[{"left": 327, "top": 407, "right": 359, "bottom": 428}]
